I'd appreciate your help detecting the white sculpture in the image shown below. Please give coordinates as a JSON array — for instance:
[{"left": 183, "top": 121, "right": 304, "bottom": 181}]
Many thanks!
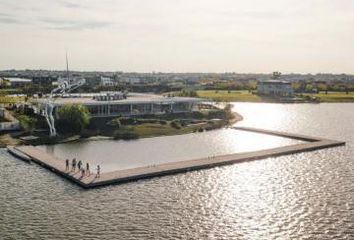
[{"left": 45, "top": 55, "right": 85, "bottom": 137}]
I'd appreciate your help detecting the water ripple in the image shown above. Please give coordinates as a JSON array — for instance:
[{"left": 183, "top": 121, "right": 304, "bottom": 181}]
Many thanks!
[{"left": 1, "top": 103, "right": 354, "bottom": 239}]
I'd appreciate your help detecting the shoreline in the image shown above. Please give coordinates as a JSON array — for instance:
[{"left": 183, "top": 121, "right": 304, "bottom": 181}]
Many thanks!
[
  {"left": 1, "top": 109, "right": 244, "bottom": 147},
  {"left": 51, "top": 110, "right": 244, "bottom": 144},
  {"left": 196, "top": 90, "right": 354, "bottom": 103}
]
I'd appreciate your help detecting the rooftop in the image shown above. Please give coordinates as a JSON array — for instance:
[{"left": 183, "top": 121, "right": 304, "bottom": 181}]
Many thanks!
[
  {"left": 258, "top": 80, "right": 291, "bottom": 84},
  {"left": 4, "top": 77, "right": 32, "bottom": 82},
  {"left": 33, "top": 93, "right": 203, "bottom": 106}
]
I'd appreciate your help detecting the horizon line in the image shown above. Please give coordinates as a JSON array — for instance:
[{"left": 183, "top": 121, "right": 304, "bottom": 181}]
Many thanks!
[{"left": 1, "top": 68, "right": 354, "bottom": 76}]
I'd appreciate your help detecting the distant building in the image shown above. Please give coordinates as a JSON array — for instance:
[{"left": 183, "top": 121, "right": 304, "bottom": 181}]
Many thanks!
[
  {"left": 57, "top": 76, "right": 86, "bottom": 86},
  {"left": 32, "top": 92, "right": 203, "bottom": 118},
  {"left": 119, "top": 76, "right": 141, "bottom": 85},
  {"left": 2, "top": 77, "right": 32, "bottom": 87},
  {"left": 257, "top": 80, "right": 294, "bottom": 96},
  {"left": 100, "top": 77, "right": 115, "bottom": 87}
]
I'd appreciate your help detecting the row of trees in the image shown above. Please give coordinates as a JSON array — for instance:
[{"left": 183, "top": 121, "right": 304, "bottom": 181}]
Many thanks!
[{"left": 291, "top": 82, "right": 354, "bottom": 93}]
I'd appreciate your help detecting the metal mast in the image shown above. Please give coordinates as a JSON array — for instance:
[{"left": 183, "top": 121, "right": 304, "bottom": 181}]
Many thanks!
[{"left": 66, "top": 52, "right": 70, "bottom": 82}]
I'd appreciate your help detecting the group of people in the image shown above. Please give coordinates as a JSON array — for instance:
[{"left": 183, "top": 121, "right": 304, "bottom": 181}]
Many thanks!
[{"left": 65, "top": 158, "right": 101, "bottom": 178}]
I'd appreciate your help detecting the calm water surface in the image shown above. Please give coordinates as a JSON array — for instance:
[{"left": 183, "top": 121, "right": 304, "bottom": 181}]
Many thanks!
[
  {"left": 1, "top": 103, "right": 354, "bottom": 239},
  {"left": 37, "top": 130, "right": 301, "bottom": 172}
]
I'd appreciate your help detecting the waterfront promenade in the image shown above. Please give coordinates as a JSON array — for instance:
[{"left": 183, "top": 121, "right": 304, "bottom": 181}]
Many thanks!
[{"left": 10, "top": 127, "right": 345, "bottom": 188}]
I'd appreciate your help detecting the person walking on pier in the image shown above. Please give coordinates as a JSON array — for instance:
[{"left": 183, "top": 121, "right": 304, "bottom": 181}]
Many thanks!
[
  {"left": 96, "top": 165, "right": 101, "bottom": 178},
  {"left": 78, "top": 160, "right": 82, "bottom": 171},
  {"left": 72, "top": 158, "right": 77, "bottom": 172},
  {"left": 65, "top": 159, "right": 69, "bottom": 171},
  {"left": 86, "top": 163, "right": 90, "bottom": 176}
]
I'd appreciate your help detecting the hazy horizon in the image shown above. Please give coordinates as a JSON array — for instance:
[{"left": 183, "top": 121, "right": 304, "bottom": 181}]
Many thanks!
[{"left": 1, "top": 0, "right": 354, "bottom": 73}]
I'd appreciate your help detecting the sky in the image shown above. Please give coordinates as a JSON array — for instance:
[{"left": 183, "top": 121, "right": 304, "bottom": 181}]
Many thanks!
[{"left": 0, "top": 0, "right": 353, "bottom": 73}]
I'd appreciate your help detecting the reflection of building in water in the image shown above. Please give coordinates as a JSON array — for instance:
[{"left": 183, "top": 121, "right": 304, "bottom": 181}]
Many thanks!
[
  {"left": 257, "top": 80, "right": 294, "bottom": 97},
  {"left": 32, "top": 92, "right": 203, "bottom": 118}
]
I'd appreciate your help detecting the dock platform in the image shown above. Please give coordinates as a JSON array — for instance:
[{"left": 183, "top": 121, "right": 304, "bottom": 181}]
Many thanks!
[{"left": 10, "top": 127, "right": 345, "bottom": 188}]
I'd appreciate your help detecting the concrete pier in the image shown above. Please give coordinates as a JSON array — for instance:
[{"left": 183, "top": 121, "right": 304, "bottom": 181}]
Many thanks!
[{"left": 11, "top": 127, "right": 345, "bottom": 188}]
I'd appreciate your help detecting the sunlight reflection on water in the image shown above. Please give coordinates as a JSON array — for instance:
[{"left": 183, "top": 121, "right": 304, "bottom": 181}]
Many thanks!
[{"left": 1, "top": 103, "right": 353, "bottom": 239}]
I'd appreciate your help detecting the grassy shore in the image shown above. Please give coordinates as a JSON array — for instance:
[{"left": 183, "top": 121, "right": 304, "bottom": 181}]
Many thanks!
[
  {"left": 197, "top": 90, "right": 354, "bottom": 103},
  {"left": 3, "top": 108, "right": 242, "bottom": 146},
  {"left": 0, "top": 96, "right": 25, "bottom": 104},
  {"left": 303, "top": 91, "right": 354, "bottom": 102},
  {"left": 96, "top": 107, "right": 243, "bottom": 140},
  {"left": 196, "top": 90, "right": 275, "bottom": 102},
  {"left": 127, "top": 122, "right": 209, "bottom": 138},
  {"left": 0, "top": 133, "right": 21, "bottom": 148}
]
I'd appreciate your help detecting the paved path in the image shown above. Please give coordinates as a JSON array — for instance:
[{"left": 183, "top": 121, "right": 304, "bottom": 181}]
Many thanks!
[
  {"left": 11, "top": 127, "right": 345, "bottom": 188},
  {"left": 232, "top": 126, "right": 324, "bottom": 141}
]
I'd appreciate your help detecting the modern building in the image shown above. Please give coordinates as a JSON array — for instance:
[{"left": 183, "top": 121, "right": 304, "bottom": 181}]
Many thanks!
[
  {"left": 100, "top": 77, "right": 115, "bottom": 87},
  {"left": 257, "top": 80, "right": 294, "bottom": 96},
  {"left": 1, "top": 77, "right": 32, "bottom": 87},
  {"left": 32, "top": 92, "right": 203, "bottom": 118}
]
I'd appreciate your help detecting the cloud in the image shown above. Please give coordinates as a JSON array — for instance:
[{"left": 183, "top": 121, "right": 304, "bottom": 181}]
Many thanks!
[
  {"left": 0, "top": 13, "right": 24, "bottom": 24},
  {"left": 38, "top": 18, "right": 114, "bottom": 30},
  {"left": 61, "top": 1, "right": 86, "bottom": 9}
]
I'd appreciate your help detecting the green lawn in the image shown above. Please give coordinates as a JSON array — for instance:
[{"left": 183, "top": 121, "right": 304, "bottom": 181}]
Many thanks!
[
  {"left": 303, "top": 91, "right": 354, "bottom": 102},
  {"left": 197, "top": 90, "right": 269, "bottom": 102},
  {"left": 0, "top": 89, "right": 22, "bottom": 94},
  {"left": 0, "top": 96, "right": 25, "bottom": 103},
  {"left": 198, "top": 90, "right": 354, "bottom": 103}
]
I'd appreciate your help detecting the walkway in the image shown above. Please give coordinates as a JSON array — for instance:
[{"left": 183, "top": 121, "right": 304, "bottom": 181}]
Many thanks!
[{"left": 11, "top": 127, "right": 345, "bottom": 188}]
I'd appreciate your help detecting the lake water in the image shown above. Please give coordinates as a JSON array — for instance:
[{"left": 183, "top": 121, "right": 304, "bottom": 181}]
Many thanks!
[
  {"left": 37, "top": 129, "right": 302, "bottom": 173},
  {"left": 1, "top": 103, "right": 354, "bottom": 239}
]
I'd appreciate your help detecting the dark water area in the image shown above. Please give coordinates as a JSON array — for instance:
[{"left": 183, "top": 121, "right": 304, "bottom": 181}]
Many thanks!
[{"left": 1, "top": 103, "right": 353, "bottom": 239}]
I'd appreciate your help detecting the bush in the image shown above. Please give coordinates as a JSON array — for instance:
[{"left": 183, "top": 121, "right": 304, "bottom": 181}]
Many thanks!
[
  {"left": 178, "top": 90, "right": 198, "bottom": 97},
  {"left": 159, "top": 120, "right": 167, "bottom": 125},
  {"left": 198, "top": 128, "right": 204, "bottom": 132},
  {"left": 180, "top": 121, "right": 187, "bottom": 127},
  {"left": 17, "top": 115, "right": 37, "bottom": 132},
  {"left": 205, "top": 126, "right": 214, "bottom": 131},
  {"left": 224, "top": 104, "right": 235, "bottom": 120},
  {"left": 170, "top": 120, "right": 181, "bottom": 129},
  {"left": 118, "top": 117, "right": 137, "bottom": 125},
  {"left": 57, "top": 104, "right": 90, "bottom": 134},
  {"left": 107, "top": 118, "right": 121, "bottom": 128}
]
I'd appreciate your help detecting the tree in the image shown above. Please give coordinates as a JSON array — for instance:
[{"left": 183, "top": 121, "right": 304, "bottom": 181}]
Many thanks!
[
  {"left": 179, "top": 90, "right": 198, "bottom": 97},
  {"left": 272, "top": 72, "right": 281, "bottom": 79},
  {"left": 57, "top": 104, "right": 90, "bottom": 134},
  {"left": 224, "top": 104, "right": 234, "bottom": 120},
  {"left": 18, "top": 115, "right": 37, "bottom": 133}
]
